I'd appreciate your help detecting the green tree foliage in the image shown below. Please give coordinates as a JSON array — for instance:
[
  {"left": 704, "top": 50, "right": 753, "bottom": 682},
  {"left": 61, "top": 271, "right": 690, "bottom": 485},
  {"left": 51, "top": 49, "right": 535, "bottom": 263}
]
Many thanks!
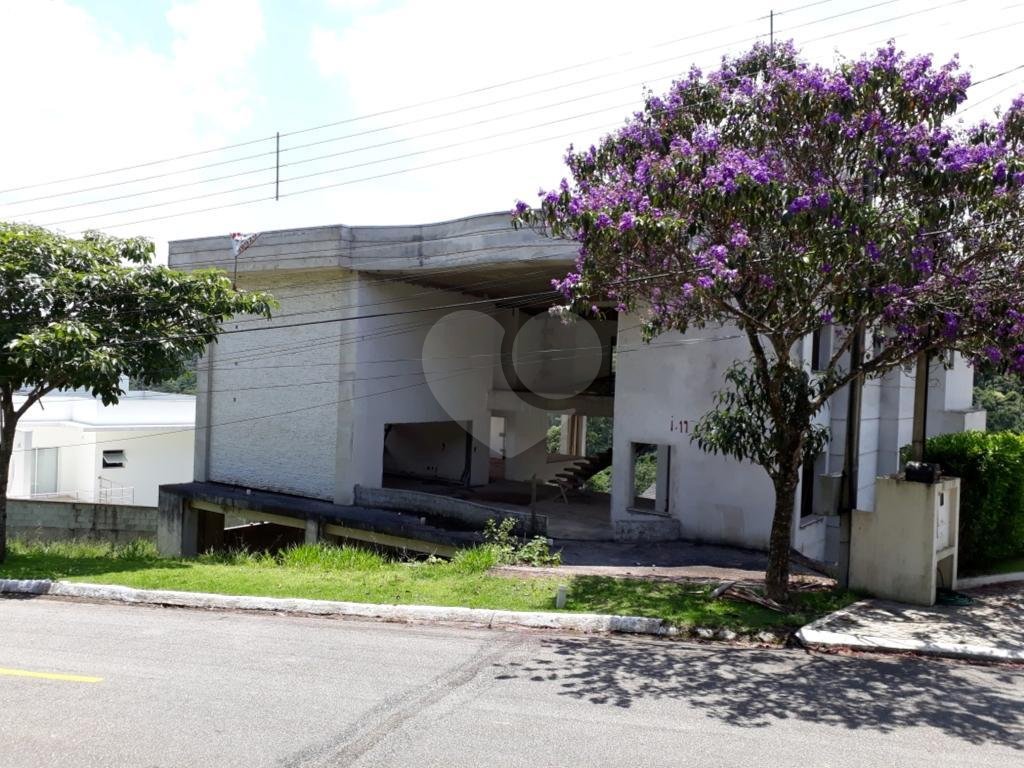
[
  {"left": 135, "top": 357, "right": 199, "bottom": 395},
  {"left": 0, "top": 223, "right": 275, "bottom": 561},
  {"left": 973, "top": 369, "right": 1024, "bottom": 433},
  {"left": 923, "top": 431, "right": 1024, "bottom": 568}
]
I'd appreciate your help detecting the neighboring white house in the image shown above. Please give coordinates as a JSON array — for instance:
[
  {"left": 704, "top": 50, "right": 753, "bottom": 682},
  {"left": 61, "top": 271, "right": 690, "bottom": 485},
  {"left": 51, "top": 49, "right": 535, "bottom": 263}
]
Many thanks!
[
  {"left": 7, "top": 387, "right": 195, "bottom": 508},
  {"left": 166, "top": 211, "right": 984, "bottom": 562}
]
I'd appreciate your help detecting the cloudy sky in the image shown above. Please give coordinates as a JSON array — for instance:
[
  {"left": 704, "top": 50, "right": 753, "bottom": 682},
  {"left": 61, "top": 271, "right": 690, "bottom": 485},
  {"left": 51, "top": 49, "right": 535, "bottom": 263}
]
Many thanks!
[{"left": 1, "top": 0, "right": 1022, "bottom": 259}]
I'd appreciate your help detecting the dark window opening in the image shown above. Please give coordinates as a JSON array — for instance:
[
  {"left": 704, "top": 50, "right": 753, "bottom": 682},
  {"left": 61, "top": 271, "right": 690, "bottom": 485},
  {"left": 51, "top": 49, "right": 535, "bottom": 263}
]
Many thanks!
[{"left": 102, "top": 449, "right": 126, "bottom": 469}]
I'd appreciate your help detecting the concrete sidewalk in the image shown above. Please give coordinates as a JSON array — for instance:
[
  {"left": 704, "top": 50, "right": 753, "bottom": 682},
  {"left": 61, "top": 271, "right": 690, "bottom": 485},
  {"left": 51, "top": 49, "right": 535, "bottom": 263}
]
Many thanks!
[
  {"left": 508, "top": 540, "right": 833, "bottom": 586},
  {"left": 797, "top": 582, "right": 1024, "bottom": 662}
]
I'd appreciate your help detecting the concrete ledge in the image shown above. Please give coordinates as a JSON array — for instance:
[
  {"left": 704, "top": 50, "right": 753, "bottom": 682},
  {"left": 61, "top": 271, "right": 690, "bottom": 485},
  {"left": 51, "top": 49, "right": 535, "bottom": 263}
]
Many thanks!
[
  {"left": 957, "top": 572, "right": 1024, "bottom": 590},
  {"left": 354, "top": 485, "right": 547, "bottom": 536},
  {"left": 613, "top": 517, "right": 681, "bottom": 542},
  {"left": 0, "top": 579, "right": 670, "bottom": 636}
]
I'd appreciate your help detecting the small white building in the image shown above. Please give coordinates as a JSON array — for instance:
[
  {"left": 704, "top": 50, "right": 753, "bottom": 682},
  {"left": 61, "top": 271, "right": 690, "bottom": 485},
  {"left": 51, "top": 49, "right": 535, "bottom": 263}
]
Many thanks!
[
  {"left": 7, "top": 388, "right": 195, "bottom": 508},
  {"left": 165, "top": 212, "right": 983, "bottom": 562}
]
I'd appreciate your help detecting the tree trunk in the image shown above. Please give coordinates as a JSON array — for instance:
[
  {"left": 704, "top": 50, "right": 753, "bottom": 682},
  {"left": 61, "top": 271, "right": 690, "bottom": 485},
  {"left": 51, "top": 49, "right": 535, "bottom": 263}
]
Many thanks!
[
  {"left": 765, "top": 451, "right": 803, "bottom": 604},
  {"left": 0, "top": 422, "right": 14, "bottom": 564}
]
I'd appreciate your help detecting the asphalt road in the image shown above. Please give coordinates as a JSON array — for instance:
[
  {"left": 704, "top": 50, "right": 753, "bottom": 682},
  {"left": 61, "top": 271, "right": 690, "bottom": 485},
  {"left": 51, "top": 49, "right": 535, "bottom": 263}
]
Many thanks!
[{"left": 1, "top": 598, "right": 1021, "bottom": 767}]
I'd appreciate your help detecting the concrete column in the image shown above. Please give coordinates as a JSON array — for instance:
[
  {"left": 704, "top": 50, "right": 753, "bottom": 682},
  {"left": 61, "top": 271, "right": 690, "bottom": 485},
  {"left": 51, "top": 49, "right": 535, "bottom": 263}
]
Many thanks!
[
  {"left": 468, "top": 419, "right": 490, "bottom": 485},
  {"left": 304, "top": 517, "right": 321, "bottom": 545},
  {"left": 193, "top": 344, "right": 214, "bottom": 482},
  {"left": 157, "top": 489, "right": 198, "bottom": 557},
  {"left": 655, "top": 444, "right": 671, "bottom": 514},
  {"left": 558, "top": 414, "right": 587, "bottom": 455}
]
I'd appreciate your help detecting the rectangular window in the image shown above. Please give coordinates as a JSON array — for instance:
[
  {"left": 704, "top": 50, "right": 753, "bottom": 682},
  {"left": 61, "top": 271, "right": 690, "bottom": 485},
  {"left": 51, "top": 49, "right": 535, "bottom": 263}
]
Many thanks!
[
  {"left": 811, "top": 326, "right": 832, "bottom": 372},
  {"left": 102, "top": 449, "right": 126, "bottom": 469},
  {"left": 31, "top": 447, "right": 58, "bottom": 495}
]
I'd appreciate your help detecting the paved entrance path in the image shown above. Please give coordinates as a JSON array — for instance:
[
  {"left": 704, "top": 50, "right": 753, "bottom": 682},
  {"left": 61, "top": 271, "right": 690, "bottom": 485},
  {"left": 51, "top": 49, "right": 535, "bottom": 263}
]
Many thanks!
[
  {"left": 497, "top": 539, "right": 832, "bottom": 586},
  {"left": 798, "top": 582, "right": 1024, "bottom": 662}
]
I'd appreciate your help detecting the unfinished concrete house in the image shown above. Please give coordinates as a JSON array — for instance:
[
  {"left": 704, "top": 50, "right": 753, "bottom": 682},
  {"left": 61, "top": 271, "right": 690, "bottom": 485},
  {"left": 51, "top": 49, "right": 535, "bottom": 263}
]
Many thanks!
[{"left": 159, "top": 211, "right": 984, "bottom": 561}]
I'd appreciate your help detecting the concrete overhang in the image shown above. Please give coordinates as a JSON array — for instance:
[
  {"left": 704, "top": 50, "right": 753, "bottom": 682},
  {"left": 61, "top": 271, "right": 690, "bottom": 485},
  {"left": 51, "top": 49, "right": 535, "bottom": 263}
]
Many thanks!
[{"left": 168, "top": 211, "right": 577, "bottom": 300}]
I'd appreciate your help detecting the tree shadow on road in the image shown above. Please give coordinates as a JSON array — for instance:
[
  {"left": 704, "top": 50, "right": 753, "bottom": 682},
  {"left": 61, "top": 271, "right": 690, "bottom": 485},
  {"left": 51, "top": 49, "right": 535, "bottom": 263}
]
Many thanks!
[{"left": 496, "top": 638, "right": 1024, "bottom": 749}]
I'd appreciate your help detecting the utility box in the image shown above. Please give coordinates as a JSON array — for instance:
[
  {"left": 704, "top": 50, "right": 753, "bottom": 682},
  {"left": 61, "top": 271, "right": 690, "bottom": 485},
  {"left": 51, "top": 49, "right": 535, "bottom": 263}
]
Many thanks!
[{"left": 849, "top": 475, "right": 959, "bottom": 606}]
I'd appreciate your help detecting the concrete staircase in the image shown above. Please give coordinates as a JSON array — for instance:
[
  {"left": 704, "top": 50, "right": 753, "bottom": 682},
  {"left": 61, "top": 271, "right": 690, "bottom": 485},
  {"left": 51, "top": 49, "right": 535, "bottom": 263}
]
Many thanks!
[{"left": 550, "top": 448, "right": 613, "bottom": 494}]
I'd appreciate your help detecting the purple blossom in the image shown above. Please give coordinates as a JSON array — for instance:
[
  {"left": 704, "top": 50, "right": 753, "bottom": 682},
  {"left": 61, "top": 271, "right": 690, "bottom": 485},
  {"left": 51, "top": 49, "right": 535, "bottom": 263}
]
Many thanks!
[
  {"left": 730, "top": 228, "right": 751, "bottom": 248},
  {"left": 787, "top": 196, "right": 812, "bottom": 214}
]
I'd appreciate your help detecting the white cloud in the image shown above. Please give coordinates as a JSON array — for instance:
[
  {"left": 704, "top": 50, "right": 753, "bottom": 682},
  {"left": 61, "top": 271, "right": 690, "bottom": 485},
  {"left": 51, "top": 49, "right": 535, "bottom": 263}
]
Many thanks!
[
  {"left": 0, "top": 0, "right": 266, "bottom": 256},
  {"left": 3, "top": 0, "right": 1023, "bottom": 251},
  {"left": 299, "top": 0, "right": 1024, "bottom": 228}
]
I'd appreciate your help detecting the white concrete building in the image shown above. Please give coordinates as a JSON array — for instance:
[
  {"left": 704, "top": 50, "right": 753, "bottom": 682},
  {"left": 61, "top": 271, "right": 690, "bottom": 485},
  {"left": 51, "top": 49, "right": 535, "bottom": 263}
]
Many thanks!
[
  {"left": 7, "top": 388, "right": 195, "bottom": 508},
  {"left": 166, "top": 211, "right": 983, "bottom": 561}
]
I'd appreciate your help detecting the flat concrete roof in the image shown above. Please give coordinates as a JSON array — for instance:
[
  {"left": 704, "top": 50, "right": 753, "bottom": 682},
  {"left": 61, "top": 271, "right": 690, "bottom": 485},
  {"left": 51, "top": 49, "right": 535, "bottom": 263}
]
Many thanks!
[{"left": 168, "top": 211, "right": 576, "bottom": 299}]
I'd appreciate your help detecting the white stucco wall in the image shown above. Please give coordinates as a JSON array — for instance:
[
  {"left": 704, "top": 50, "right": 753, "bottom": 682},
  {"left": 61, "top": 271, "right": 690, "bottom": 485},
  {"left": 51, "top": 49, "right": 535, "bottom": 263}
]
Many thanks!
[
  {"left": 90, "top": 429, "right": 194, "bottom": 507},
  {"left": 611, "top": 317, "right": 779, "bottom": 549},
  {"left": 8, "top": 425, "right": 193, "bottom": 507}
]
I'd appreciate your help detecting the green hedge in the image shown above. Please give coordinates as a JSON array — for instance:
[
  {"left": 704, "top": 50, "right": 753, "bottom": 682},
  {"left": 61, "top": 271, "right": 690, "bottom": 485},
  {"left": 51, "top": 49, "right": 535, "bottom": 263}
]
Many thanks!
[{"left": 923, "top": 431, "right": 1024, "bottom": 569}]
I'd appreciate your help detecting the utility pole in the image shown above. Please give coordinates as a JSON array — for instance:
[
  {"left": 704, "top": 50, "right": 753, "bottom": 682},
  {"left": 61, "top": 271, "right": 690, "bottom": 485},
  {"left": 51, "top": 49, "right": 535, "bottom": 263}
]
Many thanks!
[{"left": 275, "top": 131, "right": 280, "bottom": 201}]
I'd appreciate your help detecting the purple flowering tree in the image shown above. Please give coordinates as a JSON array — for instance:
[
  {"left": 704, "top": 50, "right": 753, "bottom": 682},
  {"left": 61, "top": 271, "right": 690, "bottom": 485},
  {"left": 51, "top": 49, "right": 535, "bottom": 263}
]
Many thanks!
[{"left": 515, "top": 42, "right": 1024, "bottom": 602}]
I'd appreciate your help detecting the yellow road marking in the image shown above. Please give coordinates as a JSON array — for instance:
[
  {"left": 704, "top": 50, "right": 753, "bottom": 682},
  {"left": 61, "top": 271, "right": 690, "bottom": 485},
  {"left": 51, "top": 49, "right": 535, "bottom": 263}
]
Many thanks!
[{"left": 0, "top": 667, "right": 103, "bottom": 683}]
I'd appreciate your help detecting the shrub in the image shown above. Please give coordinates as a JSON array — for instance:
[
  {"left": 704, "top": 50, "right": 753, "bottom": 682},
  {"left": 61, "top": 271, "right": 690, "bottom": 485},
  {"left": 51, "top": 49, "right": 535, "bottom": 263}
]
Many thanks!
[
  {"left": 482, "top": 518, "right": 562, "bottom": 567},
  {"left": 923, "top": 430, "right": 1024, "bottom": 569}
]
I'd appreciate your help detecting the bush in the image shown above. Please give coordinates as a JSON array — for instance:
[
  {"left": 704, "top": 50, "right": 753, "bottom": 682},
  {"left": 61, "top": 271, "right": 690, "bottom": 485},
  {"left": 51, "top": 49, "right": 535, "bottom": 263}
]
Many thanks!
[
  {"left": 923, "top": 430, "right": 1024, "bottom": 569},
  {"left": 483, "top": 518, "right": 562, "bottom": 567}
]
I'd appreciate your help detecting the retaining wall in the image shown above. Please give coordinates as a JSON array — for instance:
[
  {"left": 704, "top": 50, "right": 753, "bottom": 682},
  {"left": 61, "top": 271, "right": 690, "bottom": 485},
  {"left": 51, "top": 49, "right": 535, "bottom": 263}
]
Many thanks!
[{"left": 5, "top": 498, "right": 157, "bottom": 543}]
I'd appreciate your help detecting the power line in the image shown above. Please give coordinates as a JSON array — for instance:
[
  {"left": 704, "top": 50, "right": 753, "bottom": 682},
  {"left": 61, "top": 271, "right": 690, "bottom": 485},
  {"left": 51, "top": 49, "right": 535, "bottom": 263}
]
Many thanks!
[
  {"left": 0, "top": 1, "right": 828, "bottom": 199},
  {"left": 9, "top": 330, "right": 744, "bottom": 457},
  {"left": 4, "top": 0, "right": 996, "bottom": 233},
  {"left": 2, "top": 0, "right": 898, "bottom": 215},
  {"left": 74, "top": 119, "right": 627, "bottom": 231},
  {"left": 42, "top": 102, "right": 638, "bottom": 228}
]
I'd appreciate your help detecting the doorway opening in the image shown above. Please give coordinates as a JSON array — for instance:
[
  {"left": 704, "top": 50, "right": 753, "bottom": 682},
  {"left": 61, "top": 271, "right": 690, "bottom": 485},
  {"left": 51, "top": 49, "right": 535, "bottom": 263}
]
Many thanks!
[{"left": 629, "top": 442, "right": 670, "bottom": 515}]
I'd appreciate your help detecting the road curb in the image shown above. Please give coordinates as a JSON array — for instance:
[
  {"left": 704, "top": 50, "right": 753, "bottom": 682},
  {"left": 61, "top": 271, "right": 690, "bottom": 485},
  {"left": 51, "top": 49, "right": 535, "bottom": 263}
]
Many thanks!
[
  {"left": 956, "top": 572, "right": 1024, "bottom": 590},
  {"left": 0, "top": 578, "right": 689, "bottom": 638}
]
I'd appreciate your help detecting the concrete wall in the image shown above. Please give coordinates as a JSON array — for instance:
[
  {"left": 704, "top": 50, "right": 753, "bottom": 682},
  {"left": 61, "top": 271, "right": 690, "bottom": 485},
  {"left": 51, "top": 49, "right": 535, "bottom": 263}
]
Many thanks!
[
  {"left": 197, "top": 270, "right": 351, "bottom": 501},
  {"left": 90, "top": 429, "right": 194, "bottom": 507},
  {"left": 383, "top": 421, "right": 473, "bottom": 482},
  {"left": 347, "top": 280, "right": 498, "bottom": 499},
  {"left": 610, "top": 318, "right": 776, "bottom": 547},
  {"left": 850, "top": 476, "right": 960, "bottom": 604},
  {"left": 6, "top": 498, "right": 156, "bottom": 543}
]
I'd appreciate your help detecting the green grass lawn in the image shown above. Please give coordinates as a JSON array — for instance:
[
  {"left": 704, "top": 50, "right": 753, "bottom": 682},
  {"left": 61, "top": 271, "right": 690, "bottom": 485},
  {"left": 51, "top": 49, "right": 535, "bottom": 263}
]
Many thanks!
[{"left": 0, "top": 539, "right": 855, "bottom": 634}]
